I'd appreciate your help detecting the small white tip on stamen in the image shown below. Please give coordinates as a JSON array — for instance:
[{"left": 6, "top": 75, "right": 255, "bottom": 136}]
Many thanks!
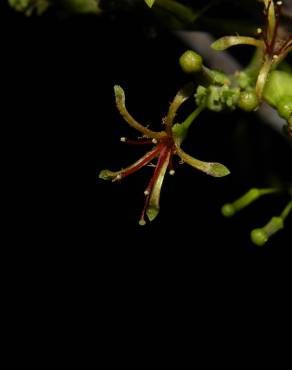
[
  {"left": 257, "top": 28, "right": 262, "bottom": 34},
  {"left": 139, "top": 219, "right": 146, "bottom": 226},
  {"left": 276, "top": 1, "right": 282, "bottom": 6},
  {"left": 115, "top": 174, "right": 122, "bottom": 180},
  {"left": 152, "top": 138, "right": 158, "bottom": 144},
  {"left": 272, "top": 54, "right": 279, "bottom": 60},
  {"left": 144, "top": 190, "right": 150, "bottom": 196},
  {"left": 169, "top": 169, "right": 175, "bottom": 176},
  {"left": 120, "top": 137, "right": 127, "bottom": 142}
]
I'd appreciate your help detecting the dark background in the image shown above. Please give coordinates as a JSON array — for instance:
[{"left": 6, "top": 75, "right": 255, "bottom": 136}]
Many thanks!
[
  {"left": 2, "top": 1, "right": 291, "bottom": 284},
  {"left": 2, "top": 3, "right": 292, "bottom": 360}
]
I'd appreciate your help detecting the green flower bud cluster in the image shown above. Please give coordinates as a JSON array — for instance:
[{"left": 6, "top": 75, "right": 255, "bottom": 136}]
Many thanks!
[{"left": 195, "top": 84, "right": 240, "bottom": 112}]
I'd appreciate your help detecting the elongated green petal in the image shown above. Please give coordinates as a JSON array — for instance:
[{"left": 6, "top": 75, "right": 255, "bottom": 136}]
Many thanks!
[
  {"left": 176, "top": 147, "right": 230, "bottom": 177},
  {"left": 146, "top": 149, "right": 171, "bottom": 222},
  {"left": 211, "top": 36, "right": 263, "bottom": 51},
  {"left": 114, "top": 85, "right": 164, "bottom": 139},
  {"left": 165, "top": 83, "right": 194, "bottom": 130}
]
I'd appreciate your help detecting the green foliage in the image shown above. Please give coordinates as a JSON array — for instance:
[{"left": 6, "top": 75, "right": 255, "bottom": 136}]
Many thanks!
[
  {"left": 61, "top": 0, "right": 101, "bottom": 14},
  {"left": 8, "top": 0, "right": 102, "bottom": 15},
  {"left": 8, "top": 0, "right": 50, "bottom": 15}
]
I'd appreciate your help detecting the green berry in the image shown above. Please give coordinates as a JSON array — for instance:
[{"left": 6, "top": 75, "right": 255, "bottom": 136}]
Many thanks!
[
  {"left": 179, "top": 50, "right": 203, "bottom": 74},
  {"left": 237, "top": 90, "right": 259, "bottom": 111},
  {"left": 251, "top": 228, "right": 268, "bottom": 246}
]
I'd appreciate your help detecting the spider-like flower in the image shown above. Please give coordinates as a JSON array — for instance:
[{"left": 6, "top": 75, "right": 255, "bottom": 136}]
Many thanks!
[
  {"left": 99, "top": 84, "right": 230, "bottom": 225},
  {"left": 211, "top": 0, "right": 292, "bottom": 98}
]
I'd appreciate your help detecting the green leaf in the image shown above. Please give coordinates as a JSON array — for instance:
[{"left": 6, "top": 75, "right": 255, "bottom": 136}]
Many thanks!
[{"left": 145, "top": 0, "right": 155, "bottom": 8}]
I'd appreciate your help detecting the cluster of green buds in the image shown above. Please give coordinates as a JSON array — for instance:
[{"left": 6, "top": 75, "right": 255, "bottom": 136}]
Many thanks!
[
  {"left": 222, "top": 187, "right": 292, "bottom": 246},
  {"left": 178, "top": 1, "right": 292, "bottom": 137},
  {"left": 179, "top": 50, "right": 259, "bottom": 113}
]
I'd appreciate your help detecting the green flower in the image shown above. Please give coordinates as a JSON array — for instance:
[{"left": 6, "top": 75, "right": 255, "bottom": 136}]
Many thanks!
[{"left": 100, "top": 85, "right": 230, "bottom": 225}]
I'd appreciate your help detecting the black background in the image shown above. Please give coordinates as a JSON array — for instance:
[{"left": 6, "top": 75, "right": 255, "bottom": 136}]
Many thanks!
[
  {"left": 2, "top": 1, "right": 291, "bottom": 289},
  {"left": 2, "top": 4, "right": 292, "bottom": 363}
]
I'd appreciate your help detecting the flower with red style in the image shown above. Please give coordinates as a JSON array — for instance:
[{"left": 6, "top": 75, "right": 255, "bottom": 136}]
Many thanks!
[{"left": 99, "top": 84, "right": 230, "bottom": 225}]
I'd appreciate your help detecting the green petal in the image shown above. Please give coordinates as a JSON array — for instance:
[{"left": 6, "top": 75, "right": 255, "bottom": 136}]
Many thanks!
[
  {"left": 114, "top": 85, "right": 163, "bottom": 139},
  {"left": 176, "top": 147, "right": 230, "bottom": 177},
  {"left": 146, "top": 150, "right": 171, "bottom": 222},
  {"left": 165, "top": 83, "right": 194, "bottom": 129},
  {"left": 208, "top": 162, "right": 230, "bottom": 177},
  {"left": 211, "top": 36, "right": 263, "bottom": 51}
]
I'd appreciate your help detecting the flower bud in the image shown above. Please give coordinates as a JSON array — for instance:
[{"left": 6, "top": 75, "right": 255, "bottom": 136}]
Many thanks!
[
  {"left": 179, "top": 50, "right": 203, "bottom": 74},
  {"left": 237, "top": 90, "right": 259, "bottom": 111}
]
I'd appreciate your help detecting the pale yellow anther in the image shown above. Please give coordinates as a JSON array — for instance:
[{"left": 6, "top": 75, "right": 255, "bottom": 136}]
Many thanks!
[
  {"left": 169, "top": 169, "right": 175, "bottom": 176},
  {"left": 144, "top": 190, "right": 150, "bottom": 196},
  {"left": 120, "top": 137, "right": 127, "bottom": 142},
  {"left": 257, "top": 28, "right": 262, "bottom": 34},
  {"left": 152, "top": 138, "right": 158, "bottom": 144}
]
